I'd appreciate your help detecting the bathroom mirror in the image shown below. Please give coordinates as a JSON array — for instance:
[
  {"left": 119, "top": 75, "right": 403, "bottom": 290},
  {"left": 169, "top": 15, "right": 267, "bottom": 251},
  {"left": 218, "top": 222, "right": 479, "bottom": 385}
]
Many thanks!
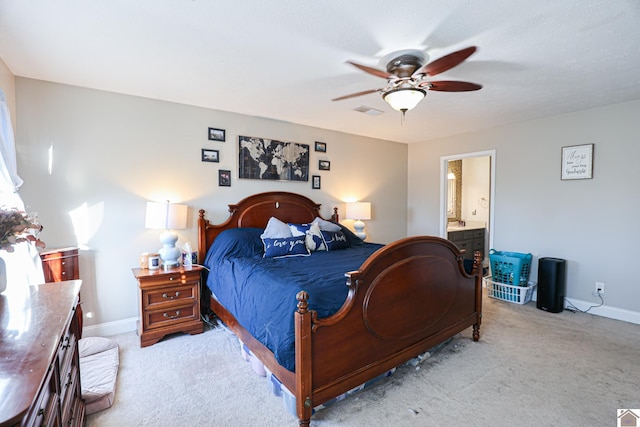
[{"left": 447, "top": 160, "right": 462, "bottom": 222}]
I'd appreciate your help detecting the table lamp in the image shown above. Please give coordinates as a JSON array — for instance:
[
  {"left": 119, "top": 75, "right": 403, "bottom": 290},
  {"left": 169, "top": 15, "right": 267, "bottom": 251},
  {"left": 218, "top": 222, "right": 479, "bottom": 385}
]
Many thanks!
[
  {"left": 346, "top": 202, "right": 371, "bottom": 240},
  {"left": 145, "top": 200, "right": 188, "bottom": 268}
]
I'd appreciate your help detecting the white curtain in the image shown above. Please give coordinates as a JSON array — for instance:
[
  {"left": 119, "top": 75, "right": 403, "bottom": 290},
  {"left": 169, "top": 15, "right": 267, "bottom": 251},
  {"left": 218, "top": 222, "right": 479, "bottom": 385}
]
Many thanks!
[{"left": 0, "top": 87, "right": 45, "bottom": 286}]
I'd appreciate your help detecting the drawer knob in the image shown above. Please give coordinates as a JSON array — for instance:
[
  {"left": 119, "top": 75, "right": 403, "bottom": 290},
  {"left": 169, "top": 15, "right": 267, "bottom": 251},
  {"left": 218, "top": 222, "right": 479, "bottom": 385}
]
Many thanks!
[
  {"left": 163, "top": 311, "right": 180, "bottom": 319},
  {"left": 162, "top": 291, "right": 180, "bottom": 300}
]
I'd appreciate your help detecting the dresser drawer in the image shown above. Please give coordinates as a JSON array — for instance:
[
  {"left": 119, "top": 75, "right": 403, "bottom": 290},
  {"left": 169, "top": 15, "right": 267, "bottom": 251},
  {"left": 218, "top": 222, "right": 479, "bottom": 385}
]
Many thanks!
[
  {"left": 60, "top": 362, "right": 81, "bottom": 425},
  {"left": 41, "top": 248, "right": 79, "bottom": 282},
  {"left": 456, "top": 240, "right": 470, "bottom": 252},
  {"left": 144, "top": 302, "right": 199, "bottom": 330},
  {"left": 473, "top": 229, "right": 485, "bottom": 239},
  {"left": 143, "top": 283, "right": 197, "bottom": 309},
  {"left": 24, "top": 364, "right": 59, "bottom": 427},
  {"left": 447, "top": 231, "right": 464, "bottom": 242},
  {"left": 58, "top": 327, "right": 77, "bottom": 378}
]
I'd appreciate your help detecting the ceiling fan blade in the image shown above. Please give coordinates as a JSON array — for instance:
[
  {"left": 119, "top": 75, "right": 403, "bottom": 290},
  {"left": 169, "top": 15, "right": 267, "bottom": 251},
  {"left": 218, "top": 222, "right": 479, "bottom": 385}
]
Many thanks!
[
  {"left": 414, "top": 46, "right": 478, "bottom": 77},
  {"left": 421, "top": 80, "right": 482, "bottom": 92},
  {"left": 331, "top": 88, "right": 381, "bottom": 101},
  {"left": 346, "top": 61, "right": 396, "bottom": 79}
]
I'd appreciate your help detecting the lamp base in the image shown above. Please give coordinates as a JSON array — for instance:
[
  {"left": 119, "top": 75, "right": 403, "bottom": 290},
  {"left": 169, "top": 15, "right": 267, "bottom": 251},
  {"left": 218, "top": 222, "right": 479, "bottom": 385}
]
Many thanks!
[
  {"left": 158, "top": 230, "right": 181, "bottom": 268},
  {"left": 353, "top": 219, "right": 366, "bottom": 241}
]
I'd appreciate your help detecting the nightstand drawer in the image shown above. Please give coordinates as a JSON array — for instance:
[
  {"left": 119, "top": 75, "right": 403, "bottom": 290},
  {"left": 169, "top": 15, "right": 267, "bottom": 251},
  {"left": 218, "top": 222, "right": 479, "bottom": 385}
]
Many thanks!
[
  {"left": 138, "top": 270, "right": 200, "bottom": 288},
  {"left": 143, "top": 284, "right": 197, "bottom": 309},
  {"left": 144, "top": 302, "right": 199, "bottom": 330}
]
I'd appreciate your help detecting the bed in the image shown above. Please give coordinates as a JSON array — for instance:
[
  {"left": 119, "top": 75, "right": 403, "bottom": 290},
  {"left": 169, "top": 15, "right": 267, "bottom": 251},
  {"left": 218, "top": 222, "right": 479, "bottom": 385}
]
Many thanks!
[{"left": 197, "top": 191, "right": 482, "bottom": 426}]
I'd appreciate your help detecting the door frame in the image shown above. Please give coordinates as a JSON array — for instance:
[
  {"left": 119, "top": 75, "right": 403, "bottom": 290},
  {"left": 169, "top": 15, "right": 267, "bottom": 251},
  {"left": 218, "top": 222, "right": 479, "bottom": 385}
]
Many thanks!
[{"left": 440, "top": 149, "right": 496, "bottom": 253}]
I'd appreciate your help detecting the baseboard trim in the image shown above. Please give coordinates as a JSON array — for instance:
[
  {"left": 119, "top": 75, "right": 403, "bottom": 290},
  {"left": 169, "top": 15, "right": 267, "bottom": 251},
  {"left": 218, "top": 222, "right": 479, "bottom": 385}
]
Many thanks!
[
  {"left": 83, "top": 297, "right": 640, "bottom": 337},
  {"left": 563, "top": 298, "right": 640, "bottom": 325},
  {"left": 82, "top": 317, "right": 138, "bottom": 337}
]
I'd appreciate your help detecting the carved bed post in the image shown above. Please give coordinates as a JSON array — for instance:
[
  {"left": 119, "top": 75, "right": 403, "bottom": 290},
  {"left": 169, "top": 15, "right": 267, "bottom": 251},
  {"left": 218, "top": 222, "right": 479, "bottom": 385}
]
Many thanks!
[
  {"left": 472, "top": 250, "right": 483, "bottom": 342},
  {"left": 197, "top": 209, "right": 207, "bottom": 264},
  {"left": 295, "top": 291, "right": 313, "bottom": 427}
]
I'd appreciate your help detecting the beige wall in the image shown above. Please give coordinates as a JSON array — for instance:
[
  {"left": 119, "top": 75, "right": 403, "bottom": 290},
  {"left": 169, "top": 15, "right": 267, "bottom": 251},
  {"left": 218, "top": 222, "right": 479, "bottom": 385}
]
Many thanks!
[
  {"left": 13, "top": 74, "right": 640, "bottom": 328},
  {"left": 0, "top": 57, "right": 16, "bottom": 130},
  {"left": 14, "top": 78, "right": 407, "bottom": 331},
  {"left": 408, "top": 99, "right": 640, "bottom": 321}
]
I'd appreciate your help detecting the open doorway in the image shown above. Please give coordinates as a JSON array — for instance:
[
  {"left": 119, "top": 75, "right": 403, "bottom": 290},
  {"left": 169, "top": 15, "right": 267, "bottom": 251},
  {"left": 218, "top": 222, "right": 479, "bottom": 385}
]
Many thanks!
[{"left": 440, "top": 150, "right": 496, "bottom": 263}]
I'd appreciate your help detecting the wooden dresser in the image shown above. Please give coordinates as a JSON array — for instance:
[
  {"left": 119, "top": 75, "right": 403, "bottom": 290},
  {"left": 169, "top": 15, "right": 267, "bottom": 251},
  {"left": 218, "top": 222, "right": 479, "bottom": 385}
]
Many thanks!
[{"left": 0, "top": 280, "right": 85, "bottom": 427}]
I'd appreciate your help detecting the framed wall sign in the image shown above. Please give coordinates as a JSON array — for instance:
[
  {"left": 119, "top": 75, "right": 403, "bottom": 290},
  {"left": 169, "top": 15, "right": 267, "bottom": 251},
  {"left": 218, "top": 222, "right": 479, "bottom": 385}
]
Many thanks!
[{"left": 561, "top": 144, "right": 593, "bottom": 180}]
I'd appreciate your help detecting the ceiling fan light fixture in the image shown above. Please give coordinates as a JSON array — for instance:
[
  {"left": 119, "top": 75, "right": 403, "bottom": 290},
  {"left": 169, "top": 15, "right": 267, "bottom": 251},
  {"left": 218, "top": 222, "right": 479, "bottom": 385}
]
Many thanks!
[{"left": 383, "top": 88, "right": 426, "bottom": 112}]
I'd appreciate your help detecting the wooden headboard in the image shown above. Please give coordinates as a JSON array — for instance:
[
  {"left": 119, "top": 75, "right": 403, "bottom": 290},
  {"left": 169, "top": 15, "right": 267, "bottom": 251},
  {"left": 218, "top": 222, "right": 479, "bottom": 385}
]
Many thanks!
[{"left": 197, "top": 191, "right": 337, "bottom": 263}]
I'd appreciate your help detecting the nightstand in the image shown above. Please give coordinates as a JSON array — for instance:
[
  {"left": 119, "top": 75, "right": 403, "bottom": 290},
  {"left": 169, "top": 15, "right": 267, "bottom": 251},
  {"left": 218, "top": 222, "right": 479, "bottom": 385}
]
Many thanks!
[{"left": 131, "top": 265, "right": 204, "bottom": 347}]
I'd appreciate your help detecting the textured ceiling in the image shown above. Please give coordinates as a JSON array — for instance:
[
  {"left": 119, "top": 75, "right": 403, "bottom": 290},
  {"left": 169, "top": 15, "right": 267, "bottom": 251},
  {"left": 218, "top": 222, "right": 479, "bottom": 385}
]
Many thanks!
[{"left": 1, "top": 0, "right": 640, "bottom": 143}]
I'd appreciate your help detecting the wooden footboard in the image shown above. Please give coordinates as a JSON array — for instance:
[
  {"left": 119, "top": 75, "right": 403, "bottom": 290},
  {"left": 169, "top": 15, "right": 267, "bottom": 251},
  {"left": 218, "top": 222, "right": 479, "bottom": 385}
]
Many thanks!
[{"left": 293, "top": 236, "right": 482, "bottom": 425}]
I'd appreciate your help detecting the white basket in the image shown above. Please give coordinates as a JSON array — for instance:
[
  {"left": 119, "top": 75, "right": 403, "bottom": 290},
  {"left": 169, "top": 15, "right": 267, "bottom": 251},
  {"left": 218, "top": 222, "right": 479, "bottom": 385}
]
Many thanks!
[{"left": 483, "top": 276, "right": 536, "bottom": 305}]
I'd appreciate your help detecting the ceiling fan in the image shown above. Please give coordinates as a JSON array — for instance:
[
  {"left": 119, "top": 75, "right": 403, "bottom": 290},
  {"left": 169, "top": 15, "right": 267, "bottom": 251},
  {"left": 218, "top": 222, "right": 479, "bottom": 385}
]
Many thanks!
[{"left": 333, "top": 46, "right": 482, "bottom": 117}]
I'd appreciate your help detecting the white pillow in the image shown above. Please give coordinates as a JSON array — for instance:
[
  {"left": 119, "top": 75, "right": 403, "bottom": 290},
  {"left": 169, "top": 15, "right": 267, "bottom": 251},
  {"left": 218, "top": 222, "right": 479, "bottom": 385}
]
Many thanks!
[
  {"left": 288, "top": 223, "right": 310, "bottom": 237},
  {"left": 261, "top": 217, "right": 293, "bottom": 239},
  {"left": 305, "top": 222, "right": 327, "bottom": 251},
  {"left": 312, "top": 217, "right": 341, "bottom": 232}
]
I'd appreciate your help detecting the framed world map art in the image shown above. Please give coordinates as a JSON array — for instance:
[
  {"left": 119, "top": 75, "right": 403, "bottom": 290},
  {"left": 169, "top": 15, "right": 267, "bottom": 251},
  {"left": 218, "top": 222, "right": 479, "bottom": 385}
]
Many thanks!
[{"left": 238, "top": 135, "right": 309, "bottom": 181}]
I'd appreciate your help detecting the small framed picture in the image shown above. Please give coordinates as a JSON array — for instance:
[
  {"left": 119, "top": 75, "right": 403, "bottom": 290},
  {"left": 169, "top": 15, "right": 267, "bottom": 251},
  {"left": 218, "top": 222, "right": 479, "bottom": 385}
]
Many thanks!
[
  {"left": 218, "top": 169, "right": 231, "bottom": 187},
  {"left": 315, "top": 141, "right": 327, "bottom": 152},
  {"left": 312, "top": 175, "right": 321, "bottom": 189},
  {"left": 208, "top": 127, "right": 226, "bottom": 142},
  {"left": 319, "top": 160, "right": 330, "bottom": 171},
  {"left": 201, "top": 149, "right": 219, "bottom": 162},
  {"left": 561, "top": 143, "right": 593, "bottom": 180}
]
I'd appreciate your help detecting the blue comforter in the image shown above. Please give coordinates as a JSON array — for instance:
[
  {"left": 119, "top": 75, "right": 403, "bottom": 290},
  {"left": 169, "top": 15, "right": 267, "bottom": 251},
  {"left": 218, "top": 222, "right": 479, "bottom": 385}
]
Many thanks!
[{"left": 204, "top": 227, "right": 383, "bottom": 372}]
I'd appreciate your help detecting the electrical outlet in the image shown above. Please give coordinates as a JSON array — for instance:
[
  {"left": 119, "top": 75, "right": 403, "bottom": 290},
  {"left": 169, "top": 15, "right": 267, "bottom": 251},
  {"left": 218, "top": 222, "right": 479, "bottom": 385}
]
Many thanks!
[{"left": 593, "top": 281, "right": 605, "bottom": 296}]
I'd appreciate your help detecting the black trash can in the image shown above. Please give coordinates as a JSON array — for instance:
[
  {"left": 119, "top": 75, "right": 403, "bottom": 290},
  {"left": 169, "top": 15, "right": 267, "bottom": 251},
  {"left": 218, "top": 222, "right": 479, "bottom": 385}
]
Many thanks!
[{"left": 537, "top": 257, "right": 566, "bottom": 313}]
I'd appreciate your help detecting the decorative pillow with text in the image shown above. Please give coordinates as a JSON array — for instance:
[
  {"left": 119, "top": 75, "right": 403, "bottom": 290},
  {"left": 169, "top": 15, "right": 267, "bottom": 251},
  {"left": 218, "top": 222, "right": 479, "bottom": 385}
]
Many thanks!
[
  {"left": 321, "top": 230, "right": 350, "bottom": 251},
  {"left": 262, "top": 236, "right": 310, "bottom": 258}
]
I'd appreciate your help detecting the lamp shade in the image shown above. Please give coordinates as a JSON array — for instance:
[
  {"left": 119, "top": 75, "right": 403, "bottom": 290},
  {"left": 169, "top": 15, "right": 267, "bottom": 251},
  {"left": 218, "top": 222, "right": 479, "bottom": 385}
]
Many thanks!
[
  {"left": 346, "top": 202, "right": 371, "bottom": 221},
  {"left": 383, "top": 88, "right": 425, "bottom": 112},
  {"left": 145, "top": 201, "right": 188, "bottom": 230}
]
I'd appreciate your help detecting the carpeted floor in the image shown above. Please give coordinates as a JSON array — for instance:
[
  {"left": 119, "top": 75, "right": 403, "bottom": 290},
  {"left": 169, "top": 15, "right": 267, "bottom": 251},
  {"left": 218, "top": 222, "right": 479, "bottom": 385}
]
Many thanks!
[{"left": 86, "top": 290, "right": 640, "bottom": 426}]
